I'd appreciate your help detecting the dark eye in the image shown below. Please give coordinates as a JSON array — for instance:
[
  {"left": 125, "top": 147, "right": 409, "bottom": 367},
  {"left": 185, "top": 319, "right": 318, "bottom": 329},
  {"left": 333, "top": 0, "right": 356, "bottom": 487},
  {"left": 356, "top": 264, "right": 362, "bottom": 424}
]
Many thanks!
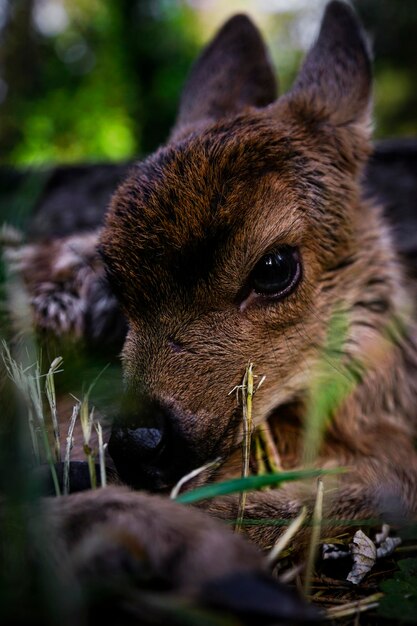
[{"left": 250, "top": 246, "right": 301, "bottom": 298}]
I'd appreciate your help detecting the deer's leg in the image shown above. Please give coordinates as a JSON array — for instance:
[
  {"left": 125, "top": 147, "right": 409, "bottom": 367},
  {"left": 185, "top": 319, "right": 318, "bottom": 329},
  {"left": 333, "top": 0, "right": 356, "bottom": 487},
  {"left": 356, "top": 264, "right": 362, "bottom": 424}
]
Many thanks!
[
  {"left": 2, "top": 487, "right": 319, "bottom": 624},
  {"left": 5, "top": 230, "right": 126, "bottom": 350}
]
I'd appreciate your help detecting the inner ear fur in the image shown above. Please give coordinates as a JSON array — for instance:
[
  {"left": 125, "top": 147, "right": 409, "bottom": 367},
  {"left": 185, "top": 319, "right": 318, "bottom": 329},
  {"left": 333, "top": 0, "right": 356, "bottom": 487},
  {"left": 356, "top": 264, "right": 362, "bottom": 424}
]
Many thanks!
[
  {"left": 172, "top": 14, "right": 277, "bottom": 137},
  {"left": 278, "top": 1, "right": 372, "bottom": 131}
]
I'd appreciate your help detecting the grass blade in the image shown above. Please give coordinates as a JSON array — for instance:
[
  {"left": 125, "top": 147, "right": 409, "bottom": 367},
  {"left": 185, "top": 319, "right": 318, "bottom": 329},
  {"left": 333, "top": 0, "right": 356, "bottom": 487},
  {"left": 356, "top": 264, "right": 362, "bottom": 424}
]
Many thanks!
[
  {"left": 175, "top": 468, "right": 342, "bottom": 504},
  {"left": 302, "top": 310, "right": 353, "bottom": 467}
]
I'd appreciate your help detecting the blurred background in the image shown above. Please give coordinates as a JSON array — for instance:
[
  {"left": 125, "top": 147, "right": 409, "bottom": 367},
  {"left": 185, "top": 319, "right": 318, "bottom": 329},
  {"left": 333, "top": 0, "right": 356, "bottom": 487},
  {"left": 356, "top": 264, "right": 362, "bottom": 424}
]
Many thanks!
[
  {"left": 0, "top": 0, "right": 416, "bottom": 234},
  {"left": 0, "top": 0, "right": 416, "bottom": 168}
]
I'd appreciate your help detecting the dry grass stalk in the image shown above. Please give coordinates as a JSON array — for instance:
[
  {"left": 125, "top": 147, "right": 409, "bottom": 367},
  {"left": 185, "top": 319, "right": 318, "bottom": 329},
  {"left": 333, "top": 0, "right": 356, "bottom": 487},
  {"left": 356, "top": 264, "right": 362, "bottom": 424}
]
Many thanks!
[
  {"left": 73, "top": 367, "right": 109, "bottom": 490},
  {"left": 80, "top": 396, "right": 97, "bottom": 490},
  {"left": 256, "top": 420, "right": 282, "bottom": 473},
  {"left": 2, "top": 342, "right": 61, "bottom": 495},
  {"left": 45, "top": 356, "right": 63, "bottom": 462},
  {"left": 170, "top": 457, "right": 222, "bottom": 499},
  {"left": 279, "top": 562, "right": 305, "bottom": 585},
  {"left": 235, "top": 362, "right": 254, "bottom": 532},
  {"left": 304, "top": 478, "right": 324, "bottom": 596},
  {"left": 94, "top": 420, "right": 107, "bottom": 488},
  {"left": 396, "top": 544, "right": 417, "bottom": 553},
  {"left": 254, "top": 435, "right": 267, "bottom": 475},
  {"left": 2, "top": 341, "right": 40, "bottom": 462},
  {"left": 268, "top": 506, "right": 307, "bottom": 566},
  {"left": 325, "top": 592, "right": 383, "bottom": 619},
  {"left": 63, "top": 402, "right": 80, "bottom": 495}
]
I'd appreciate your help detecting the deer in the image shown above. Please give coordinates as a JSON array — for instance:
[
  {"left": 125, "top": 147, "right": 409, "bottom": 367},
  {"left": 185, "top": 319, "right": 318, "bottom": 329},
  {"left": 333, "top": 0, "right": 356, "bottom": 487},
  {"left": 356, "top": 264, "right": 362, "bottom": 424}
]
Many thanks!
[{"left": 3, "top": 1, "right": 417, "bottom": 618}]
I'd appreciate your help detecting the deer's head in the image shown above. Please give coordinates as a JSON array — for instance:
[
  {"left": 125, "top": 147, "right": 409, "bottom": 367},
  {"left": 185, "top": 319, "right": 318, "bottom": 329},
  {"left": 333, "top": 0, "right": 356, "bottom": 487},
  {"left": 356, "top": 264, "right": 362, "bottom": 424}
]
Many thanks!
[{"left": 100, "top": 2, "right": 373, "bottom": 490}]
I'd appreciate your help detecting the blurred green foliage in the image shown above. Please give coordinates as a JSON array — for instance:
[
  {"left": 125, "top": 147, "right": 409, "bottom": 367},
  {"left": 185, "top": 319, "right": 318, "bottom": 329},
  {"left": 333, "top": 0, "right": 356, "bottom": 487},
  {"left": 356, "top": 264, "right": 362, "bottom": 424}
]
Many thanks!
[
  {"left": 0, "top": 0, "right": 199, "bottom": 164},
  {"left": 0, "top": 0, "right": 416, "bottom": 167},
  {"left": 353, "top": 0, "right": 417, "bottom": 138}
]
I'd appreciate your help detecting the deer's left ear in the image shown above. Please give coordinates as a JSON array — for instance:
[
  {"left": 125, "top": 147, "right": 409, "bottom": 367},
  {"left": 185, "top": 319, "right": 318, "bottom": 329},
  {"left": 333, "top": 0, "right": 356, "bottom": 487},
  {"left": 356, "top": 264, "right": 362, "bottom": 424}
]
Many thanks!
[
  {"left": 278, "top": 1, "right": 372, "bottom": 134},
  {"left": 172, "top": 14, "right": 277, "bottom": 138}
]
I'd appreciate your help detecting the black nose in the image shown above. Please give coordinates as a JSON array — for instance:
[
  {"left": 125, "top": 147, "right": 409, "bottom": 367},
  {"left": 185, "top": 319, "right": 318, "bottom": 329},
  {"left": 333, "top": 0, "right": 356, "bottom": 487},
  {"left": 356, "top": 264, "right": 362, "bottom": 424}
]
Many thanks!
[
  {"left": 108, "top": 396, "right": 192, "bottom": 491},
  {"left": 126, "top": 427, "right": 164, "bottom": 456},
  {"left": 110, "top": 424, "right": 165, "bottom": 463}
]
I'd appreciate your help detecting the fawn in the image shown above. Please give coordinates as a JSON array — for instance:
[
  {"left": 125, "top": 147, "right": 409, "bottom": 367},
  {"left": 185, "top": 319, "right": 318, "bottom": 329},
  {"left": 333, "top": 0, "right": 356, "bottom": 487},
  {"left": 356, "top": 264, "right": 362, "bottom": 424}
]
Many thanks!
[
  {"left": 99, "top": 0, "right": 417, "bottom": 546},
  {"left": 8, "top": 0, "right": 417, "bottom": 571}
]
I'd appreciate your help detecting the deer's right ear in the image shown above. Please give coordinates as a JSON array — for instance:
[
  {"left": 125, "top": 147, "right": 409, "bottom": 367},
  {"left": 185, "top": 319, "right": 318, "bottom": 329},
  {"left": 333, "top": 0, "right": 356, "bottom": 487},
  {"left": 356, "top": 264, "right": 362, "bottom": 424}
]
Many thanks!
[
  {"left": 280, "top": 1, "right": 372, "bottom": 132},
  {"left": 171, "top": 14, "right": 277, "bottom": 138}
]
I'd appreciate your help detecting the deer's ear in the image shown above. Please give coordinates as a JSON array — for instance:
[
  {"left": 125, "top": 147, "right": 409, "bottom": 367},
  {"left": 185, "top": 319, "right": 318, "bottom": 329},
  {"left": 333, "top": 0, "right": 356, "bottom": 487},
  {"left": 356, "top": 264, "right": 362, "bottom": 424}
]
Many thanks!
[
  {"left": 172, "top": 14, "right": 277, "bottom": 137},
  {"left": 282, "top": 1, "right": 372, "bottom": 131}
]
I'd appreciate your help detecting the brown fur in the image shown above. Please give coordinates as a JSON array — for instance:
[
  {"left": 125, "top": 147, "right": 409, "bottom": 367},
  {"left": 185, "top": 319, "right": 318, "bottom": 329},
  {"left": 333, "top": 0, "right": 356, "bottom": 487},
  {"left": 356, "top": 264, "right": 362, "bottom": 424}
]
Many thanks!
[
  {"left": 10, "top": 2, "right": 417, "bottom": 554},
  {"left": 1, "top": 487, "right": 318, "bottom": 623},
  {"left": 98, "top": 2, "right": 417, "bottom": 545}
]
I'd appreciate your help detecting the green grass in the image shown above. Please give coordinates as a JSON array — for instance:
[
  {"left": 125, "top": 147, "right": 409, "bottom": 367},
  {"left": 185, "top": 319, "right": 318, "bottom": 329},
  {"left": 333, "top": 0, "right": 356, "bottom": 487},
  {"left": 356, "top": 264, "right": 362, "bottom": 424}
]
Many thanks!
[{"left": 175, "top": 468, "right": 342, "bottom": 504}]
